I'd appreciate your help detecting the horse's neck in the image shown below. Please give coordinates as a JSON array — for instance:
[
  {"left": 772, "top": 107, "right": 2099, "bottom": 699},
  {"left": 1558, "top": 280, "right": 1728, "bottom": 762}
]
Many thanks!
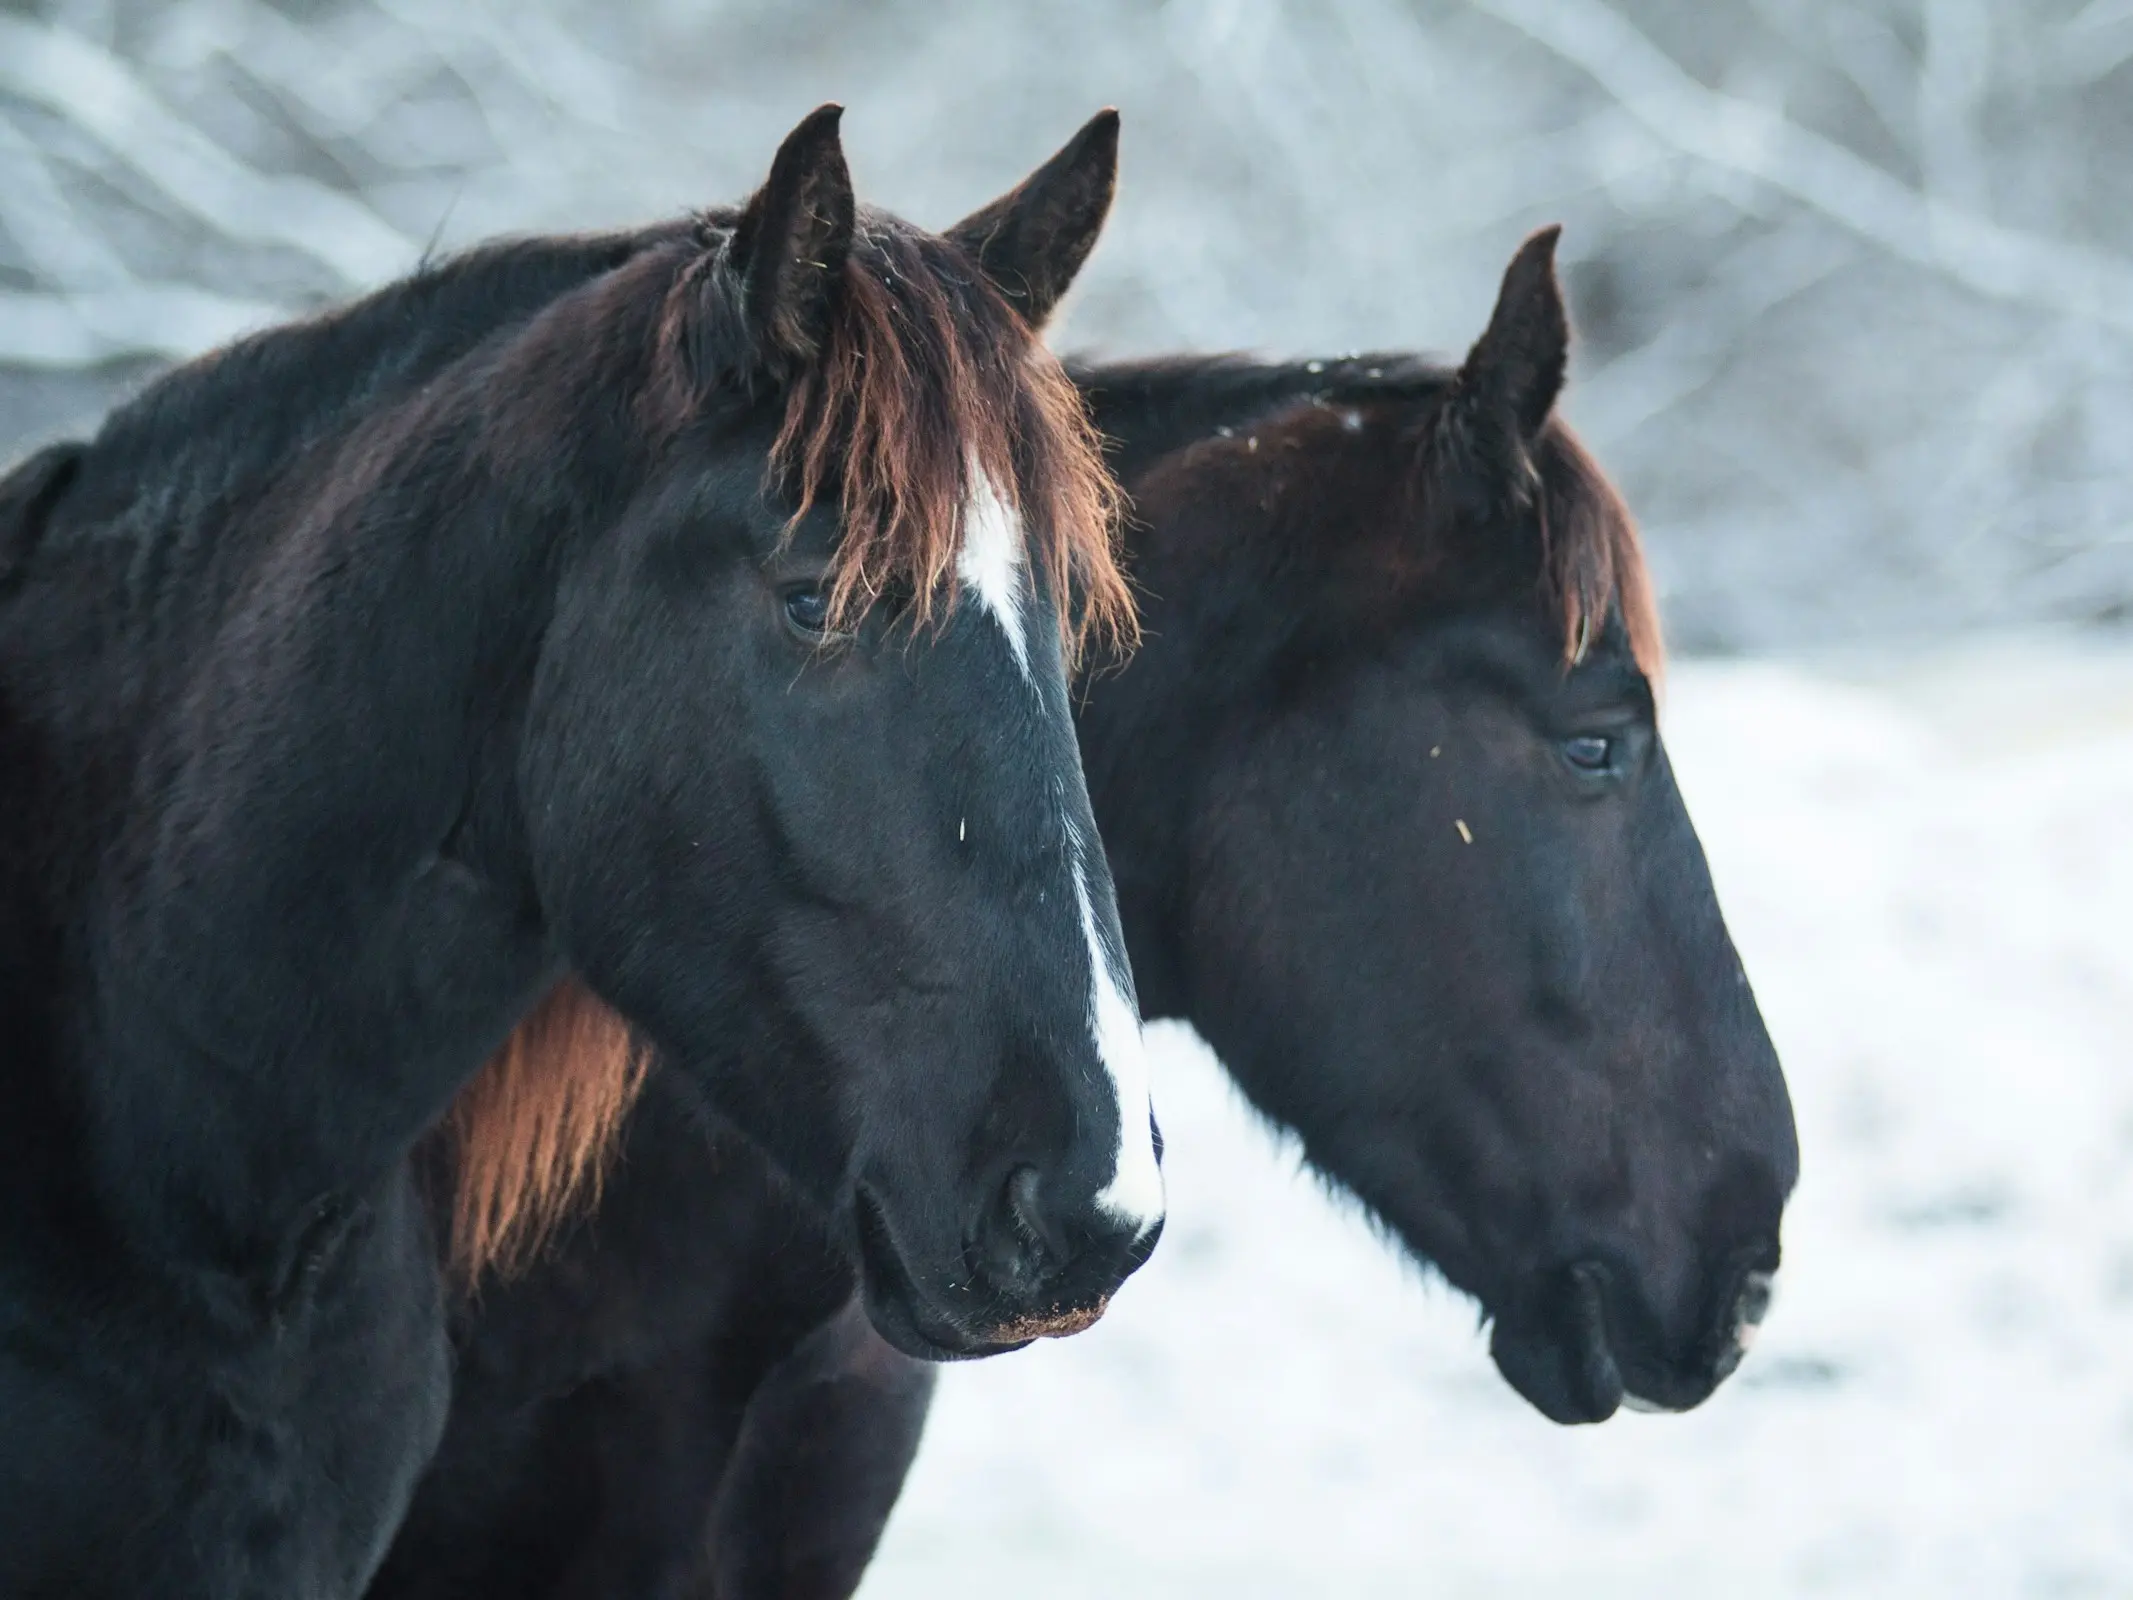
[
  {"left": 1074, "top": 353, "right": 1448, "bottom": 1026},
  {"left": 1071, "top": 369, "right": 1302, "bottom": 1023},
  {"left": 70, "top": 228, "right": 662, "bottom": 549},
  {"left": 36, "top": 357, "right": 615, "bottom": 1283},
  {"left": 8, "top": 229, "right": 660, "bottom": 850},
  {"left": 1072, "top": 353, "right": 1423, "bottom": 487},
  {"left": 1074, "top": 357, "right": 1294, "bottom": 487}
]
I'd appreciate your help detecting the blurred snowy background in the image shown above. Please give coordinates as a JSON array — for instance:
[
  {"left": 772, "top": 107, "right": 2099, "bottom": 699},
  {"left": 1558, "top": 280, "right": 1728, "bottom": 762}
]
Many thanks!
[
  {"left": 5, "top": 0, "right": 2133, "bottom": 645},
  {"left": 3, "top": 0, "right": 2129, "bottom": 1593}
]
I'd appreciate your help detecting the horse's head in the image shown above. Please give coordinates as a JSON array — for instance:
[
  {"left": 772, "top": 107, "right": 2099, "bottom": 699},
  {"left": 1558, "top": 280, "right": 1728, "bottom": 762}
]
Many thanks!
[
  {"left": 507, "top": 109, "right": 1159, "bottom": 1358},
  {"left": 1095, "top": 231, "right": 1797, "bottom": 1421}
]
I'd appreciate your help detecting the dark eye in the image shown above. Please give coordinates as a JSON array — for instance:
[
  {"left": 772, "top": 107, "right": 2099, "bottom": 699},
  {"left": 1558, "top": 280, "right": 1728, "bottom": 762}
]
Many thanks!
[
  {"left": 1562, "top": 734, "right": 1615, "bottom": 773},
  {"left": 783, "top": 585, "right": 831, "bottom": 636}
]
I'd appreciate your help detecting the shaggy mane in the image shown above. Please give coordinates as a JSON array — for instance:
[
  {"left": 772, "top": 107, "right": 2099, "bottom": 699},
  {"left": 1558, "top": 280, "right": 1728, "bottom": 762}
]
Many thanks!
[
  {"left": 1100, "top": 353, "right": 1663, "bottom": 684},
  {"left": 773, "top": 221, "right": 1131, "bottom": 662},
  {"left": 443, "top": 980, "right": 647, "bottom": 1281}
]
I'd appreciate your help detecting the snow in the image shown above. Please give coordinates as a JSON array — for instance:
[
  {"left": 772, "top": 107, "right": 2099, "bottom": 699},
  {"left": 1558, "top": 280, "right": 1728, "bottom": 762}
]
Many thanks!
[{"left": 860, "top": 633, "right": 2133, "bottom": 1598}]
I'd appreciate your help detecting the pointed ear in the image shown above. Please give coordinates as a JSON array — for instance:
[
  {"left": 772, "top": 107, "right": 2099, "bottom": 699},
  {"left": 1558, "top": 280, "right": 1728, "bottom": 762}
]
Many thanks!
[
  {"left": 729, "top": 104, "right": 855, "bottom": 369},
  {"left": 1454, "top": 226, "right": 1568, "bottom": 439},
  {"left": 946, "top": 109, "right": 1119, "bottom": 329}
]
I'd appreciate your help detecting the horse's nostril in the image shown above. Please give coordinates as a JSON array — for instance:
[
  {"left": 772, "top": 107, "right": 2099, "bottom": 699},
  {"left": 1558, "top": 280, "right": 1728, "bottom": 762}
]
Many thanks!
[
  {"left": 1735, "top": 1269, "right": 1776, "bottom": 1338},
  {"left": 1005, "top": 1165, "right": 1051, "bottom": 1251},
  {"left": 1710, "top": 1268, "right": 1777, "bottom": 1383},
  {"left": 976, "top": 1165, "right": 1059, "bottom": 1297}
]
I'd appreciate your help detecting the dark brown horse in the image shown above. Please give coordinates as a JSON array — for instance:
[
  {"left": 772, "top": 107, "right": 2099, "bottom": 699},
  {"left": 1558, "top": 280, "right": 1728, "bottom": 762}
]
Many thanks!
[
  {"left": 369, "top": 228, "right": 1799, "bottom": 1599},
  {"left": 0, "top": 108, "right": 1159, "bottom": 1597}
]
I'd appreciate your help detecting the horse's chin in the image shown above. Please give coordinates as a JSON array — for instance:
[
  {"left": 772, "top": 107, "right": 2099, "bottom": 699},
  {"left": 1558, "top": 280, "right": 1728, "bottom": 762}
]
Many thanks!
[
  {"left": 1487, "top": 1262, "right": 1627, "bottom": 1424},
  {"left": 850, "top": 1185, "right": 1033, "bottom": 1362}
]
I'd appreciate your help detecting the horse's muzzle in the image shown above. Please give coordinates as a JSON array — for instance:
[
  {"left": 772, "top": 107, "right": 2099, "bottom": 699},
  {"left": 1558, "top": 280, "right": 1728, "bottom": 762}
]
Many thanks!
[{"left": 1490, "top": 1249, "right": 1780, "bottom": 1424}]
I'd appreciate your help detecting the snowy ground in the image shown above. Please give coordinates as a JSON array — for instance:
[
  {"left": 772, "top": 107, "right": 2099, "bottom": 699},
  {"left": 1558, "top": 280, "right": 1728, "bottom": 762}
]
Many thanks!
[{"left": 859, "top": 632, "right": 2133, "bottom": 1599}]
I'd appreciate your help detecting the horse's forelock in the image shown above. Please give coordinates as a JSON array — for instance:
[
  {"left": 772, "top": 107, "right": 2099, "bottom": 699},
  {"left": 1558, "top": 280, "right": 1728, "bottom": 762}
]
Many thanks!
[
  {"left": 1534, "top": 422, "right": 1664, "bottom": 684},
  {"left": 642, "top": 216, "right": 1130, "bottom": 663},
  {"left": 767, "top": 224, "right": 1132, "bottom": 665}
]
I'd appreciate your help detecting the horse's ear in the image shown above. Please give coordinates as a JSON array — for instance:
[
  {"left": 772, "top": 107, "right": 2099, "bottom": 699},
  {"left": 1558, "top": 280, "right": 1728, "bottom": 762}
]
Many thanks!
[
  {"left": 1452, "top": 226, "right": 1568, "bottom": 441},
  {"left": 729, "top": 103, "right": 855, "bottom": 369},
  {"left": 946, "top": 109, "right": 1119, "bottom": 330}
]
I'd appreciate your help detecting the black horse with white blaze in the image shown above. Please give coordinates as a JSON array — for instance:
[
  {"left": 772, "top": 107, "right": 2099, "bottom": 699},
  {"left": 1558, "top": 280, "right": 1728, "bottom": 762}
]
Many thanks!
[
  {"left": 366, "top": 227, "right": 1800, "bottom": 1600},
  {"left": 0, "top": 108, "right": 1158, "bottom": 1597}
]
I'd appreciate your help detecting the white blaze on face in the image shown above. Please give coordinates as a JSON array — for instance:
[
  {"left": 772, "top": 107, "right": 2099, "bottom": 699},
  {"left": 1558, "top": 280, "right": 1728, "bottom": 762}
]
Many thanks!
[
  {"left": 955, "top": 466, "right": 1032, "bottom": 682},
  {"left": 956, "top": 465, "right": 1165, "bottom": 1238},
  {"left": 1069, "top": 821, "right": 1167, "bottom": 1235}
]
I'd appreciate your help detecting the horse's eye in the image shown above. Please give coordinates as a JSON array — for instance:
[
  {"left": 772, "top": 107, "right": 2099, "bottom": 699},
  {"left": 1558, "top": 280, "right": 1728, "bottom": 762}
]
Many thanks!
[
  {"left": 784, "top": 586, "right": 831, "bottom": 636},
  {"left": 1563, "top": 734, "right": 1614, "bottom": 773}
]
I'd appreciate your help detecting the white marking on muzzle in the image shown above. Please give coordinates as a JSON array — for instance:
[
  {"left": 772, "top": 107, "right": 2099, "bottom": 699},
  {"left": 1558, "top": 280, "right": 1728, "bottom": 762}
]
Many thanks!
[
  {"left": 956, "top": 468, "right": 1164, "bottom": 1238},
  {"left": 1069, "top": 824, "right": 1165, "bottom": 1236}
]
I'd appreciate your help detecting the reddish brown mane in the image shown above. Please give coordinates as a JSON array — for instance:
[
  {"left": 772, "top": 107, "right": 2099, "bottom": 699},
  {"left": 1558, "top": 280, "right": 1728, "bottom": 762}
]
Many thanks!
[
  {"left": 442, "top": 218, "right": 1133, "bottom": 1285},
  {"left": 443, "top": 981, "right": 647, "bottom": 1282},
  {"left": 1129, "top": 380, "right": 1663, "bottom": 691},
  {"left": 766, "top": 221, "right": 1131, "bottom": 664}
]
